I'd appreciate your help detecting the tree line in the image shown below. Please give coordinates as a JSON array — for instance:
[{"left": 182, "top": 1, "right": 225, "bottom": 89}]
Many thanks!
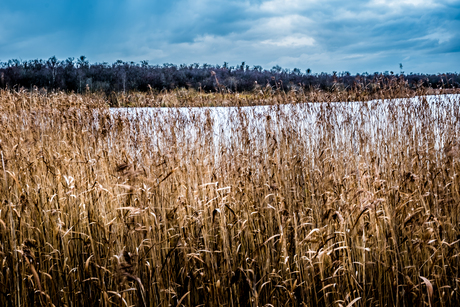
[{"left": 1, "top": 56, "right": 458, "bottom": 94}]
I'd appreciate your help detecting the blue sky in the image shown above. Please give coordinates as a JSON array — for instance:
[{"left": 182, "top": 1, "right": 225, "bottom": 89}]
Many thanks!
[{"left": 1, "top": 0, "right": 459, "bottom": 74}]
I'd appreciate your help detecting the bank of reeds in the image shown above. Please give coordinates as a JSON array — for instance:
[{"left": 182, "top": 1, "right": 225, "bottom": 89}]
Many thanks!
[
  {"left": 0, "top": 89, "right": 459, "bottom": 306},
  {"left": 107, "top": 78, "right": 459, "bottom": 108}
]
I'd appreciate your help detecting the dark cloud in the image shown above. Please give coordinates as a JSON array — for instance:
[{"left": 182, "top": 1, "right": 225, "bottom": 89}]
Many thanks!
[{"left": 0, "top": 0, "right": 459, "bottom": 73}]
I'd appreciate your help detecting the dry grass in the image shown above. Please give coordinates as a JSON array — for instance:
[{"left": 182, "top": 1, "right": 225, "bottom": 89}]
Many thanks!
[
  {"left": 107, "top": 78, "right": 459, "bottom": 108},
  {"left": 0, "top": 88, "right": 459, "bottom": 306}
]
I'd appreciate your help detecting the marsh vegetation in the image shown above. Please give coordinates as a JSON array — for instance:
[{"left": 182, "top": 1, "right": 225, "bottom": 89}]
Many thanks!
[{"left": 0, "top": 88, "right": 459, "bottom": 306}]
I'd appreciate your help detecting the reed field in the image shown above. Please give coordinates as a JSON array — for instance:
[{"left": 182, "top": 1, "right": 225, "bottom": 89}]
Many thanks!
[{"left": 1, "top": 87, "right": 460, "bottom": 307}]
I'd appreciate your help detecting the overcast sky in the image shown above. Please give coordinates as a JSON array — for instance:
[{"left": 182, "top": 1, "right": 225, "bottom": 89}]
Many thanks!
[{"left": 1, "top": 0, "right": 459, "bottom": 74}]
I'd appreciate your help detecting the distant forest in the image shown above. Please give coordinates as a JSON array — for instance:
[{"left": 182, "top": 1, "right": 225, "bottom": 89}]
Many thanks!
[{"left": 1, "top": 56, "right": 459, "bottom": 94}]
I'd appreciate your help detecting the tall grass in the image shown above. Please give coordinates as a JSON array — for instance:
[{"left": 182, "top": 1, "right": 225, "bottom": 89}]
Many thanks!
[{"left": 0, "top": 88, "right": 459, "bottom": 306}]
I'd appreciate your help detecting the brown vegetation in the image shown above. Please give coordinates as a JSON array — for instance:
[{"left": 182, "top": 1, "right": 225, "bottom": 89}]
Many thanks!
[{"left": 0, "top": 88, "right": 459, "bottom": 306}]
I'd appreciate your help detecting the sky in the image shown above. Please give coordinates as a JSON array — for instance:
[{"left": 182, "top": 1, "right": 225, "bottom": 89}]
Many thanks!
[{"left": 0, "top": 0, "right": 459, "bottom": 74}]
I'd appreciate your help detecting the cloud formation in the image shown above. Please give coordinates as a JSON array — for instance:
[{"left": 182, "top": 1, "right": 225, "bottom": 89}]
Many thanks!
[{"left": 0, "top": 0, "right": 459, "bottom": 73}]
